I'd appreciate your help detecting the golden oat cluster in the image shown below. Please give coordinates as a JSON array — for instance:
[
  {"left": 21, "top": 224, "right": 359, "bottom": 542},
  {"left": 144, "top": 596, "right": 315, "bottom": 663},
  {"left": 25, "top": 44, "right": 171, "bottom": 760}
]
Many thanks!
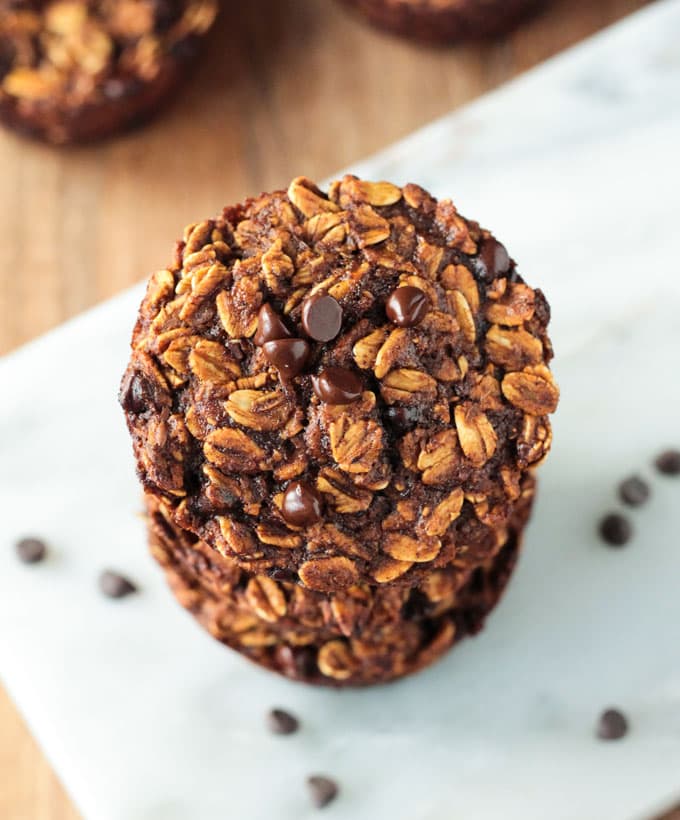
[
  {"left": 0, "top": 0, "right": 217, "bottom": 143},
  {"left": 121, "top": 176, "right": 559, "bottom": 685}
]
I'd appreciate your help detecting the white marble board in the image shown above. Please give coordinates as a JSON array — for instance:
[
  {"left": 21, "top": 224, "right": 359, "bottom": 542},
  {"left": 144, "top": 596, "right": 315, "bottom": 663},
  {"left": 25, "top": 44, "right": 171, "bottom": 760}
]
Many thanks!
[{"left": 2, "top": 2, "right": 680, "bottom": 818}]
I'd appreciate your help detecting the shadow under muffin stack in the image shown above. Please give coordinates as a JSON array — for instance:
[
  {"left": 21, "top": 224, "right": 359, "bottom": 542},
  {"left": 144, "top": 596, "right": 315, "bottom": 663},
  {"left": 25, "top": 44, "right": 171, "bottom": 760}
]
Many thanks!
[{"left": 120, "top": 176, "right": 559, "bottom": 686}]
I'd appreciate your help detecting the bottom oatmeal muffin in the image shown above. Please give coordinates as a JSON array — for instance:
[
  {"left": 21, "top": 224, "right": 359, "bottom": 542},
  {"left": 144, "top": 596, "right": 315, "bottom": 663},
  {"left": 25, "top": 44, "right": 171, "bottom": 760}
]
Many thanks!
[
  {"left": 120, "top": 173, "right": 558, "bottom": 686},
  {"left": 147, "top": 483, "right": 533, "bottom": 686}
]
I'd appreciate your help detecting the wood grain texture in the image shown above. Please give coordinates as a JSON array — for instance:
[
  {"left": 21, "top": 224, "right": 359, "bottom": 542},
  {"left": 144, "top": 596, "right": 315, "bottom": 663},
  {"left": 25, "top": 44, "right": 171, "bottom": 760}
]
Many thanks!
[{"left": 0, "top": 0, "right": 662, "bottom": 818}]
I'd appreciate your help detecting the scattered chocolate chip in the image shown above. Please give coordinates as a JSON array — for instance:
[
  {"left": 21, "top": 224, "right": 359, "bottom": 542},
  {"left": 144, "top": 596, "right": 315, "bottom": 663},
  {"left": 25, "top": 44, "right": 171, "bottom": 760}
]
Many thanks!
[
  {"left": 254, "top": 304, "right": 292, "bottom": 347},
  {"left": 475, "top": 236, "right": 511, "bottom": 280},
  {"left": 597, "top": 708, "right": 629, "bottom": 740},
  {"left": 263, "top": 338, "right": 310, "bottom": 380},
  {"left": 282, "top": 481, "right": 323, "bottom": 527},
  {"left": 618, "top": 476, "right": 650, "bottom": 507},
  {"left": 312, "top": 366, "right": 362, "bottom": 404},
  {"left": 599, "top": 513, "right": 632, "bottom": 547},
  {"left": 385, "top": 286, "right": 429, "bottom": 327},
  {"left": 99, "top": 570, "right": 137, "bottom": 599},
  {"left": 655, "top": 449, "right": 680, "bottom": 476},
  {"left": 15, "top": 537, "right": 47, "bottom": 564},
  {"left": 307, "top": 775, "right": 339, "bottom": 809},
  {"left": 302, "top": 294, "right": 343, "bottom": 342},
  {"left": 266, "top": 708, "right": 299, "bottom": 735}
]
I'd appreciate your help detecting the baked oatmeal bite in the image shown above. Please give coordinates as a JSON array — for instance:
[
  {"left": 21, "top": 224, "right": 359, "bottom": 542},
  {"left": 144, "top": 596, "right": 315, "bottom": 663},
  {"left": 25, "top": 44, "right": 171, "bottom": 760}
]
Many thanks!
[
  {"left": 338, "top": 0, "right": 546, "bottom": 43},
  {"left": 0, "top": 0, "right": 217, "bottom": 144},
  {"left": 120, "top": 175, "right": 559, "bottom": 592},
  {"left": 146, "top": 487, "right": 533, "bottom": 686}
]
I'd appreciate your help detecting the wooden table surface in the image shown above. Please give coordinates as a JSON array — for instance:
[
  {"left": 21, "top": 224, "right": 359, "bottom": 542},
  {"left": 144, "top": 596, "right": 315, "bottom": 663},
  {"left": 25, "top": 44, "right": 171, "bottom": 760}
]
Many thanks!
[{"left": 1, "top": 0, "right": 668, "bottom": 817}]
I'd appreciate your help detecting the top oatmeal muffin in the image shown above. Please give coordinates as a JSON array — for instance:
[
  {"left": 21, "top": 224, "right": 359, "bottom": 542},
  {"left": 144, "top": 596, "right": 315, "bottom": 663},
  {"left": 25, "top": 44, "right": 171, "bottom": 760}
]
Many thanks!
[{"left": 120, "top": 176, "right": 558, "bottom": 592}]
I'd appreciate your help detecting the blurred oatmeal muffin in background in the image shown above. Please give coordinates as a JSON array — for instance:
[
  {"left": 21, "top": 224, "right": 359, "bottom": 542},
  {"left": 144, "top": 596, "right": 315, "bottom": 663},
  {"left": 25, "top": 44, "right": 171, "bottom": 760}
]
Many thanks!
[
  {"left": 0, "top": 0, "right": 217, "bottom": 144},
  {"left": 337, "top": 0, "right": 547, "bottom": 43}
]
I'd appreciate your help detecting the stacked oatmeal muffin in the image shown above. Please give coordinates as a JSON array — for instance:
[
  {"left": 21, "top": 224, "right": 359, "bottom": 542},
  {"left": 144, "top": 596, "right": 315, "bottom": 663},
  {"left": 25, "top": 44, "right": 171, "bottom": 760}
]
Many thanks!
[{"left": 120, "top": 175, "right": 558, "bottom": 686}]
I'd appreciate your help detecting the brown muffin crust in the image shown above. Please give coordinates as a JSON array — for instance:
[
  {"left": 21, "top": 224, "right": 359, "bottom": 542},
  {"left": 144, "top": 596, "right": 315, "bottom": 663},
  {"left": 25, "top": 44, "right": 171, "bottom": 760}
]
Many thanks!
[
  {"left": 120, "top": 176, "right": 558, "bottom": 590},
  {"left": 147, "top": 489, "right": 531, "bottom": 686},
  {"left": 338, "top": 0, "right": 547, "bottom": 43},
  {"left": 0, "top": 0, "right": 217, "bottom": 144}
]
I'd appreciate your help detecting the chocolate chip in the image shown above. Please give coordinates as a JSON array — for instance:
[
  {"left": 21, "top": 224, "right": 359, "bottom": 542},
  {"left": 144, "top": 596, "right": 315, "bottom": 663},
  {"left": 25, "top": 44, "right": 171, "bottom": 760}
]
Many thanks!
[
  {"left": 599, "top": 513, "right": 632, "bottom": 547},
  {"left": 266, "top": 708, "right": 299, "bottom": 735},
  {"left": 307, "top": 775, "right": 339, "bottom": 809},
  {"left": 302, "top": 294, "right": 343, "bottom": 342},
  {"left": 655, "top": 449, "right": 680, "bottom": 476},
  {"left": 0, "top": 41, "right": 16, "bottom": 79},
  {"left": 254, "top": 304, "right": 292, "bottom": 347},
  {"left": 311, "top": 366, "right": 362, "bottom": 404},
  {"left": 282, "top": 481, "right": 323, "bottom": 527},
  {"left": 275, "top": 645, "right": 317, "bottom": 679},
  {"left": 385, "top": 286, "right": 429, "bottom": 327},
  {"left": 475, "top": 236, "right": 511, "bottom": 280},
  {"left": 402, "top": 589, "right": 430, "bottom": 620},
  {"left": 119, "top": 373, "right": 145, "bottom": 414},
  {"left": 597, "top": 708, "right": 629, "bottom": 740},
  {"left": 169, "top": 37, "right": 199, "bottom": 60},
  {"left": 151, "top": 0, "right": 183, "bottom": 30},
  {"left": 268, "top": 567, "right": 298, "bottom": 583},
  {"left": 15, "top": 537, "right": 47, "bottom": 564},
  {"left": 385, "top": 404, "right": 422, "bottom": 434},
  {"left": 99, "top": 570, "right": 137, "bottom": 599},
  {"left": 119, "top": 369, "right": 169, "bottom": 415},
  {"left": 618, "top": 476, "right": 650, "bottom": 507},
  {"left": 262, "top": 338, "right": 310, "bottom": 380}
]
